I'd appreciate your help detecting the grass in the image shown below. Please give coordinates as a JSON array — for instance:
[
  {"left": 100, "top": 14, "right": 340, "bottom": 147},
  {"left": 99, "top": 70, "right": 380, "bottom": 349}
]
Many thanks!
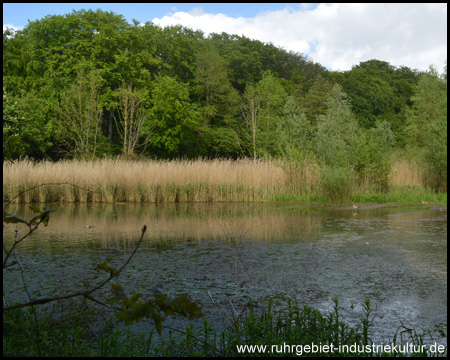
[
  {"left": 3, "top": 297, "right": 446, "bottom": 357},
  {"left": 3, "top": 157, "right": 446, "bottom": 205}
]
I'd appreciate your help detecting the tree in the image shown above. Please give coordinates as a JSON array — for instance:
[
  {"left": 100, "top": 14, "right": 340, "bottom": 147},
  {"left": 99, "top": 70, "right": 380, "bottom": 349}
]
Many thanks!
[
  {"left": 113, "top": 83, "right": 153, "bottom": 158},
  {"left": 240, "top": 84, "right": 261, "bottom": 160},
  {"left": 207, "top": 34, "right": 265, "bottom": 93},
  {"left": 195, "top": 48, "right": 236, "bottom": 122},
  {"left": 342, "top": 66, "right": 395, "bottom": 129},
  {"left": 239, "top": 72, "right": 288, "bottom": 160},
  {"left": 54, "top": 70, "right": 107, "bottom": 159},
  {"left": 316, "top": 85, "right": 361, "bottom": 202},
  {"left": 351, "top": 120, "right": 395, "bottom": 192},
  {"left": 154, "top": 25, "right": 202, "bottom": 82},
  {"left": 300, "top": 74, "right": 333, "bottom": 126},
  {"left": 150, "top": 75, "right": 202, "bottom": 157},
  {"left": 3, "top": 87, "right": 28, "bottom": 161},
  {"left": 316, "top": 84, "right": 359, "bottom": 167},
  {"left": 257, "top": 71, "right": 287, "bottom": 156},
  {"left": 277, "top": 96, "right": 313, "bottom": 161},
  {"left": 405, "top": 66, "right": 447, "bottom": 191},
  {"left": 10, "top": 91, "right": 55, "bottom": 159},
  {"left": 3, "top": 87, "right": 21, "bottom": 149}
]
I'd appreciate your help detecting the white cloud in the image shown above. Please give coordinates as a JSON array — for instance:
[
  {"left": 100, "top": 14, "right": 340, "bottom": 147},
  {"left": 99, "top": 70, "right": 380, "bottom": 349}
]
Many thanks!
[
  {"left": 3, "top": 24, "right": 23, "bottom": 33},
  {"left": 151, "top": 3, "right": 447, "bottom": 73}
]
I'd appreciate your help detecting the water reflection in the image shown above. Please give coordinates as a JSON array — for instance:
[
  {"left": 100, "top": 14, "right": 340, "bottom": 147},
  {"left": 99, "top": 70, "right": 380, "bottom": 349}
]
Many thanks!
[{"left": 3, "top": 202, "right": 447, "bottom": 343}]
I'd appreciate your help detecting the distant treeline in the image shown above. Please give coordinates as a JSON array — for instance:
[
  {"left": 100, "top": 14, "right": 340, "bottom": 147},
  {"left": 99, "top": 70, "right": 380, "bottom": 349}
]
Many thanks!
[{"left": 3, "top": 9, "right": 447, "bottom": 191}]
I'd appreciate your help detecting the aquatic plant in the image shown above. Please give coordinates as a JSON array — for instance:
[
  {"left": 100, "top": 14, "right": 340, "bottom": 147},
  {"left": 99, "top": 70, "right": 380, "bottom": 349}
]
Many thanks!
[{"left": 3, "top": 158, "right": 445, "bottom": 205}]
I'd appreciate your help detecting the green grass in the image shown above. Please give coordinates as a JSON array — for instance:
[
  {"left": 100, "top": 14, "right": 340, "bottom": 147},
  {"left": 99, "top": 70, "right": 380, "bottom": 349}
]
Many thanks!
[
  {"left": 352, "top": 190, "right": 447, "bottom": 205},
  {"left": 3, "top": 297, "right": 446, "bottom": 357}
]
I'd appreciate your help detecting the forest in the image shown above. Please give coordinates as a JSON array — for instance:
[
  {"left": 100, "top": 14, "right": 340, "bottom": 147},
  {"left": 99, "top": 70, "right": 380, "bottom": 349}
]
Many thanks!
[{"left": 3, "top": 9, "right": 447, "bottom": 193}]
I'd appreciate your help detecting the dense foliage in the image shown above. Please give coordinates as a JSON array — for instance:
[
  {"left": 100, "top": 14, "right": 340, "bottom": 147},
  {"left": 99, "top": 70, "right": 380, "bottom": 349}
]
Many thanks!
[{"left": 3, "top": 9, "right": 447, "bottom": 190}]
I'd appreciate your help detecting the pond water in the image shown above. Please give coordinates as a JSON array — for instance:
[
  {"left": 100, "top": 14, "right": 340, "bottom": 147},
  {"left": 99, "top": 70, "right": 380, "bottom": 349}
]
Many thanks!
[{"left": 3, "top": 202, "right": 447, "bottom": 344}]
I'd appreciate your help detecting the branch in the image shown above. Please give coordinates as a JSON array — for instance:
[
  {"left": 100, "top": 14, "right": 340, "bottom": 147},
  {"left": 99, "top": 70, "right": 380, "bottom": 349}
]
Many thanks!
[
  {"left": 3, "top": 225, "right": 147, "bottom": 311},
  {"left": 3, "top": 216, "right": 46, "bottom": 269}
]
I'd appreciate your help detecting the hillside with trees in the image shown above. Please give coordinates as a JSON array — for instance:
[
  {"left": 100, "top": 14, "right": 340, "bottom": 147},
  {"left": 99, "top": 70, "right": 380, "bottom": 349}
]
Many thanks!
[{"left": 3, "top": 9, "right": 447, "bottom": 191}]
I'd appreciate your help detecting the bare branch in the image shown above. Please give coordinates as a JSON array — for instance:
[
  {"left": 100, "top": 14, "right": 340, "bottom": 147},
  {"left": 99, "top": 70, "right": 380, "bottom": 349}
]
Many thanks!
[{"left": 3, "top": 225, "right": 147, "bottom": 311}]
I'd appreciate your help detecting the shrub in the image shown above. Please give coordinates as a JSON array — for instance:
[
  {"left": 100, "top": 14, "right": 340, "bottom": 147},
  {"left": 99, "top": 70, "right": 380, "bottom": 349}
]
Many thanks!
[{"left": 320, "top": 165, "right": 354, "bottom": 204}]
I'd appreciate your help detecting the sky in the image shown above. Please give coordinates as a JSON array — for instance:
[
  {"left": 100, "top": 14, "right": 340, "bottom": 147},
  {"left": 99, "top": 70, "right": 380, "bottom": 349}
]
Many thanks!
[{"left": 3, "top": 3, "right": 447, "bottom": 73}]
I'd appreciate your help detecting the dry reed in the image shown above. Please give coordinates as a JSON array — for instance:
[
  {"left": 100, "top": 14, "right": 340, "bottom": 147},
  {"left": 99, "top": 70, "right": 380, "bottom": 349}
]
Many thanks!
[
  {"left": 3, "top": 158, "right": 308, "bottom": 203},
  {"left": 3, "top": 157, "right": 435, "bottom": 204},
  {"left": 389, "top": 158, "right": 427, "bottom": 187}
]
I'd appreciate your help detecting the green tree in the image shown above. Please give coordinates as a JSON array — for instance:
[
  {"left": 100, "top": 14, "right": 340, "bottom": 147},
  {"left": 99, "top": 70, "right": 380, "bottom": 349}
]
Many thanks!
[
  {"left": 155, "top": 25, "right": 203, "bottom": 83},
  {"left": 150, "top": 75, "right": 202, "bottom": 157},
  {"left": 195, "top": 48, "right": 238, "bottom": 123},
  {"left": 207, "top": 34, "right": 264, "bottom": 93},
  {"left": 258, "top": 71, "right": 288, "bottom": 156},
  {"left": 316, "top": 84, "right": 359, "bottom": 167},
  {"left": 300, "top": 74, "right": 333, "bottom": 126},
  {"left": 316, "top": 84, "right": 361, "bottom": 203},
  {"left": 3, "top": 87, "right": 28, "bottom": 161},
  {"left": 277, "top": 96, "right": 313, "bottom": 161},
  {"left": 405, "top": 66, "right": 447, "bottom": 191},
  {"left": 342, "top": 66, "right": 395, "bottom": 128},
  {"left": 3, "top": 87, "right": 20, "bottom": 144},
  {"left": 240, "top": 72, "right": 288, "bottom": 159},
  {"left": 351, "top": 120, "right": 395, "bottom": 191}
]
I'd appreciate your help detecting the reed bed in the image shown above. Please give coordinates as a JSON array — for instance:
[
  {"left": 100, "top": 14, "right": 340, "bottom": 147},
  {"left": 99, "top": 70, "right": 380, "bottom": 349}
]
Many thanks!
[
  {"left": 3, "top": 157, "right": 438, "bottom": 204},
  {"left": 389, "top": 157, "right": 429, "bottom": 187},
  {"left": 3, "top": 158, "right": 305, "bottom": 203}
]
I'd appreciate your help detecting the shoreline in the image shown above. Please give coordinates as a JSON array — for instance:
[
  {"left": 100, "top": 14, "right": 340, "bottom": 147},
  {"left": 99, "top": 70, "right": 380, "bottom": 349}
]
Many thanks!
[{"left": 336, "top": 203, "right": 447, "bottom": 210}]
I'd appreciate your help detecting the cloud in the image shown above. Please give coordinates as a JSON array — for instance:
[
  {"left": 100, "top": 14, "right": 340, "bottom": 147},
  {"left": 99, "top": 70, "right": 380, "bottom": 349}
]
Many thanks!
[
  {"left": 3, "top": 24, "right": 23, "bottom": 33},
  {"left": 151, "top": 3, "right": 447, "bottom": 72}
]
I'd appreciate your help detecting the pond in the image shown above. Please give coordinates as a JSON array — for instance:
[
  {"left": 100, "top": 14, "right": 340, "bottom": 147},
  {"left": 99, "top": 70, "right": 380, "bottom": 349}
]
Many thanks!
[{"left": 3, "top": 202, "right": 447, "bottom": 344}]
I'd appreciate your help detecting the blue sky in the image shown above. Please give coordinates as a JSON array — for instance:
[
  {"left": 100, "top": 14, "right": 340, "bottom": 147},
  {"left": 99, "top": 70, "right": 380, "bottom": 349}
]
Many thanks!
[
  {"left": 3, "top": 3, "right": 447, "bottom": 72},
  {"left": 3, "top": 3, "right": 316, "bottom": 27}
]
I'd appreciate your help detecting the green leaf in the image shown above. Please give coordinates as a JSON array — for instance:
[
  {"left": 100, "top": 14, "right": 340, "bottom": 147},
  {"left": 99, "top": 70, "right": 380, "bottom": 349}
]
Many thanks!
[
  {"left": 4, "top": 216, "right": 29, "bottom": 225},
  {"left": 111, "top": 283, "right": 126, "bottom": 299},
  {"left": 29, "top": 208, "right": 52, "bottom": 226},
  {"left": 96, "top": 261, "right": 119, "bottom": 276},
  {"left": 155, "top": 319, "right": 163, "bottom": 336}
]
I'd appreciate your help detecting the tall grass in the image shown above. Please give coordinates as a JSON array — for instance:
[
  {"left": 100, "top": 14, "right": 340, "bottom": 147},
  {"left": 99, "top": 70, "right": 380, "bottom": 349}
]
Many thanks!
[
  {"left": 3, "top": 157, "right": 444, "bottom": 204},
  {"left": 3, "top": 158, "right": 302, "bottom": 203},
  {"left": 4, "top": 297, "right": 445, "bottom": 357},
  {"left": 389, "top": 158, "right": 429, "bottom": 188}
]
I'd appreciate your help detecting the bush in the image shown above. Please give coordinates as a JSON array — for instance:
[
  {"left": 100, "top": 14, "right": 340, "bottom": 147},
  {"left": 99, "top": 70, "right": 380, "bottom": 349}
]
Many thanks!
[{"left": 320, "top": 165, "right": 354, "bottom": 204}]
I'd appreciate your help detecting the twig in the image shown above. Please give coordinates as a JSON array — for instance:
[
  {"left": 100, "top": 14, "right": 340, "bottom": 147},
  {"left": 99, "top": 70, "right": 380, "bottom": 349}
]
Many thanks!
[
  {"left": 208, "top": 291, "right": 227, "bottom": 330},
  {"left": 3, "top": 225, "right": 147, "bottom": 311},
  {"left": 3, "top": 216, "right": 47, "bottom": 269}
]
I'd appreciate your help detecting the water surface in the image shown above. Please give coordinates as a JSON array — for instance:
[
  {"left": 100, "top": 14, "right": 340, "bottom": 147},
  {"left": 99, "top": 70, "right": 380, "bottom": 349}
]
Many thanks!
[{"left": 3, "top": 202, "right": 447, "bottom": 344}]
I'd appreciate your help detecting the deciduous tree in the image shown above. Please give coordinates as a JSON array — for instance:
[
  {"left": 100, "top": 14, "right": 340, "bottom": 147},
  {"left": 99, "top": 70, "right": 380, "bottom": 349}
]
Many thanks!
[
  {"left": 150, "top": 75, "right": 202, "bottom": 157},
  {"left": 54, "top": 70, "right": 106, "bottom": 159},
  {"left": 113, "top": 83, "right": 153, "bottom": 158}
]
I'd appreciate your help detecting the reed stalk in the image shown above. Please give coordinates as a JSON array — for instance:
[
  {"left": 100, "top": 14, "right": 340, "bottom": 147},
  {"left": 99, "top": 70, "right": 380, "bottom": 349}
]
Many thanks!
[{"left": 2, "top": 157, "right": 442, "bottom": 204}]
